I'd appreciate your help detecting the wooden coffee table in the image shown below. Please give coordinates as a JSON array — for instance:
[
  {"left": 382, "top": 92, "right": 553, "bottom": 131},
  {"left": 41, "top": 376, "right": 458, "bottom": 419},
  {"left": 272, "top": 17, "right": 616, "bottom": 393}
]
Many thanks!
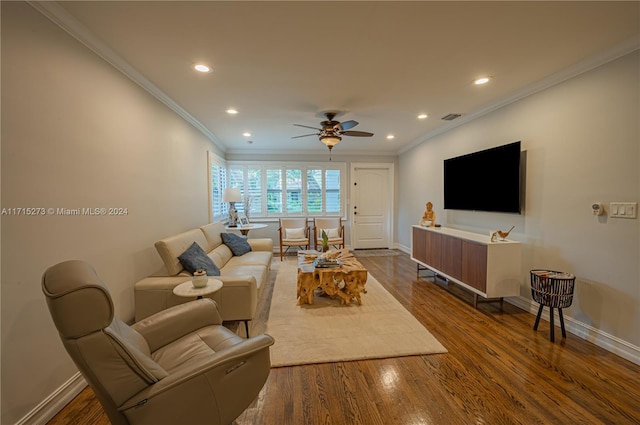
[{"left": 296, "top": 249, "right": 368, "bottom": 306}]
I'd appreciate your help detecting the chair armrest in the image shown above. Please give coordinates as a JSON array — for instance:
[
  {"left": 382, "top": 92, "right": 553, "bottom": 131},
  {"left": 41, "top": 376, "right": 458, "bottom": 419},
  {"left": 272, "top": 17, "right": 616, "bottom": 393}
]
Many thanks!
[
  {"left": 119, "top": 334, "right": 275, "bottom": 410},
  {"left": 132, "top": 299, "right": 222, "bottom": 352}
]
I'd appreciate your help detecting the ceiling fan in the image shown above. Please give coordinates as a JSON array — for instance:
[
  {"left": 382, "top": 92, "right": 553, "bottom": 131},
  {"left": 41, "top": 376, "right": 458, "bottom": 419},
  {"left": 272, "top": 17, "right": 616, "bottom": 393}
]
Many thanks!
[{"left": 292, "top": 112, "right": 374, "bottom": 153}]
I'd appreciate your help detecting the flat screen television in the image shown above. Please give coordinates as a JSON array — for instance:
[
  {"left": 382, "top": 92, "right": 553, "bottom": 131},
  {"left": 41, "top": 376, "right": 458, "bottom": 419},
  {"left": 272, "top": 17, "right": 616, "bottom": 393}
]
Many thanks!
[{"left": 444, "top": 141, "right": 522, "bottom": 214}]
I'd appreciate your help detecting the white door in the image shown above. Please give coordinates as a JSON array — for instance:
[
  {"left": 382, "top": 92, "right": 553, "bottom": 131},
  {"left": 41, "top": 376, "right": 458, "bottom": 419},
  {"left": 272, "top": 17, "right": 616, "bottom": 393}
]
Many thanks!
[{"left": 351, "top": 164, "right": 393, "bottom": 249}]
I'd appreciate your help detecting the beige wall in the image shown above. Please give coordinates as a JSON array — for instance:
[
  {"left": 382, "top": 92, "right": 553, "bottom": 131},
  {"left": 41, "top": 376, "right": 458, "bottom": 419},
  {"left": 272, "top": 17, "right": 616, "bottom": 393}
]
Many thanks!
[
  {"left": 399, "top": 50, "right": 640, "bottom": 355},
  {"left": 1, "top": 3, "right": 223, "bottom": 423}
]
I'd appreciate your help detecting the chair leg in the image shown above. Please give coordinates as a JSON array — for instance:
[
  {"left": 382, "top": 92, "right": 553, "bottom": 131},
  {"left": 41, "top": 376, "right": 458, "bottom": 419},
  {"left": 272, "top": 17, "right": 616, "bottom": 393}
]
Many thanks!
[
  {"left": 558, "top": 308, "right": 566, "bottom": 338},
  {"left": 533, "top": 304, "right": 544, "bottom": 330},
  {"left": 280, "top": 245, "right": 283, "bottom": 261},
  {"left": 549, "top": 307, "right": 555, "bottom": 342},
  {"left": 244, "top": 321, "right": 250, "bottom": 338}
]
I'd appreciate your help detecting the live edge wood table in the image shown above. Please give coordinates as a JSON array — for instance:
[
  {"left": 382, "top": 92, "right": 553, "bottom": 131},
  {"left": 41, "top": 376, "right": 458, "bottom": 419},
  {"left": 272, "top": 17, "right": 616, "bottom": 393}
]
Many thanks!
[{"left": 296, "top": 249, "right": 368, "bottom": 306}]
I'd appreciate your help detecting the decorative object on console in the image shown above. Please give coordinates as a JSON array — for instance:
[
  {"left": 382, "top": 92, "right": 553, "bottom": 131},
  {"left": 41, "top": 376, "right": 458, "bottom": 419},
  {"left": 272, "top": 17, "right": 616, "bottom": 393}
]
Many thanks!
[
  {"left": 243, "top": 195, "right": 253, "bottom": 219},
  {"left": 192, "top": 269, "right": 208, "bottom": 288},
  {"left": 497, "top": 225, "right": 515, "bottom": 240},
  {"left": 223, "top": 187, "right": 242, "bottom": 227},
  {"left": 239, "top": 215, "right": 249, "bottom": 227},
  {"left": 420, "top": 201, "right": 436, "bottom": 227}
]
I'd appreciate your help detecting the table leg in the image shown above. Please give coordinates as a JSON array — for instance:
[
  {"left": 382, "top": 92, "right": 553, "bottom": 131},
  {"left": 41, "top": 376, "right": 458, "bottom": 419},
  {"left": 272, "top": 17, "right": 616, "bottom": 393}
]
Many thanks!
[
  {"left": 558, "top": 308, "right": 566, "bottom": 338},
  {"left": 549, "top": 307, "right": 555, "bottom": 342}
]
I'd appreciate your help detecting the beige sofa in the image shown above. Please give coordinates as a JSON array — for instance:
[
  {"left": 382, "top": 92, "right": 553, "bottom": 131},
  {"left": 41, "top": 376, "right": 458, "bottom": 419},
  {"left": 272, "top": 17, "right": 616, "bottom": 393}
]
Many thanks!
[{"left": 134, "top": 222, "right": 273, "bottom": 334}]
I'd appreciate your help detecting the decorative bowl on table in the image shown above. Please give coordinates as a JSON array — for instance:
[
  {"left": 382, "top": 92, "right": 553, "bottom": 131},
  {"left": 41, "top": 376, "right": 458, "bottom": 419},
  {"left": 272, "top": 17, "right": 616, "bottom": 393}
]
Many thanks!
[{"left": 192, "top": 270, "right": 208, "bottom": 288}]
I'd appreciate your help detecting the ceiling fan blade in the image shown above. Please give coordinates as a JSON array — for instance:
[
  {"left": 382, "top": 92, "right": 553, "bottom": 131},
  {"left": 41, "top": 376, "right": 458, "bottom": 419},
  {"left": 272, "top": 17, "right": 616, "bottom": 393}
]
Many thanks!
[
  {"left": 339, "top": 120, "right": 359, "bottom": 131},
  {"left": 294, "top": 124, "right": 321, "bottom": 130},
  {"left": 341, "top": 130, "right": 374, "bottom": 137},
  {"left": 292, "top": 133, "right": 319, "bottom": 139}
]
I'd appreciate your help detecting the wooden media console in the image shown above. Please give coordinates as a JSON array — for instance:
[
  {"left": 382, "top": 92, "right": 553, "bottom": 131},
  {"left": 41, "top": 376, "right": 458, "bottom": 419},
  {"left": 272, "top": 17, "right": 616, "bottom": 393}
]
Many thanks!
[{"left": 411, "top": 225, "right": 522, "bottom": 308}]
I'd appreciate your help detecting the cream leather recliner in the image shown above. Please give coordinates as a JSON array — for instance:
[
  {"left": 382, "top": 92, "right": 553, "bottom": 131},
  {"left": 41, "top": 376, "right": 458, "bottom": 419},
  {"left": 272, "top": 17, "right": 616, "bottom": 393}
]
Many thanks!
[{"left": 42, "top": 260, "right": 275, "bottom": 425}]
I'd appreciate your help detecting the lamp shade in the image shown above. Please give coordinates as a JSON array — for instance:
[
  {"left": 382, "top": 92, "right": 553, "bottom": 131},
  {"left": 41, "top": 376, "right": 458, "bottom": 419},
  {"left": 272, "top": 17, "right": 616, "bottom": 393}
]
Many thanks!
[
  {"left": 320, "top": 135, "right": 342, "bottom": 147},
  {"left": 222, "top": 187, "right": 242, "bottom": 203}
]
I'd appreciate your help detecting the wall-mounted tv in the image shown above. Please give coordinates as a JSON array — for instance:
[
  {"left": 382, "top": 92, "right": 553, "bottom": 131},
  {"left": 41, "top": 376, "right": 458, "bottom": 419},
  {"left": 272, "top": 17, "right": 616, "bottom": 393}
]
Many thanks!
[{"left": 444, "top": 141, "right": 522, "bottom": 214}]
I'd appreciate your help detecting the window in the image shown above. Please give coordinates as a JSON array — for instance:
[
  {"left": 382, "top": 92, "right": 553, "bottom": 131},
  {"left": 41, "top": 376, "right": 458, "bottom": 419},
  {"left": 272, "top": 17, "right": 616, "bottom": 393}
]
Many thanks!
[
  {"left": 208, "top": 152, "right": 227, "bottom": 222},
  {"left": 266, "top": 169, "right": 282, "bottom": 214},
  {"left": 286, "top": 169, "right": 302, "bottom": 213},
  {"left": 325, "top": 169, "right": 341, "bottom": 213},
  {"left": 228, "top": 162, "right": 345, "bottom": 217},
  {"left": 307, "top": 169, "right": 322, "bottom": 213}
]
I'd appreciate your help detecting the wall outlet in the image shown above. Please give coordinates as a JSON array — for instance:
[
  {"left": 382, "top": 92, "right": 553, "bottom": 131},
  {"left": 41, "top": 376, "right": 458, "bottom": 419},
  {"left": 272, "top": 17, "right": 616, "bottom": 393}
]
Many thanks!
[{"left": 610, "top": 202, "right": 637, "bottom": 219}]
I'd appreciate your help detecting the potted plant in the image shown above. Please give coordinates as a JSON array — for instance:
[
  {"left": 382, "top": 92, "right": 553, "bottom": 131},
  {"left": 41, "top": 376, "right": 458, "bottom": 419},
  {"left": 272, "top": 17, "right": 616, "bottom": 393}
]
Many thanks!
[{"left": 321, "top": 230, "right": 329, "bottom": 252}]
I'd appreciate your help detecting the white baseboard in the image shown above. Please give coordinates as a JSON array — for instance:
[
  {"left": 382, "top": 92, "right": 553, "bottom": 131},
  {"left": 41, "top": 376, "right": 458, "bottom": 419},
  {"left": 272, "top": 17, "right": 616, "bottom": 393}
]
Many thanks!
[
  {"left": 400, "top": 242, "right": 640, "bottom": 365},
  {"left": 506, "top": 296, "right": 640, "bottom": 366},
  {"left": 17, "top": 373, "right": 86, "bottom": 425}
]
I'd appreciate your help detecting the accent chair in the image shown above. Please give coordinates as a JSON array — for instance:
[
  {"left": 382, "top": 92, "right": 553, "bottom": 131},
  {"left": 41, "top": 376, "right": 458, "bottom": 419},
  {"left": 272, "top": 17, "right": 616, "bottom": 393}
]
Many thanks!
[
  {"left": 278, "top": 217, "right": 310, "bottom": 260},
  {"left": 42, "top": 260, "right": 274, "bottom": 425}
]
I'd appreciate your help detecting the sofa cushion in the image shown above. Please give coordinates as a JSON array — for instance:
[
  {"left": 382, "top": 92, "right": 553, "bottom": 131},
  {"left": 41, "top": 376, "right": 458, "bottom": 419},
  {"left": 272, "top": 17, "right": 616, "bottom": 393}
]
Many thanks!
[
  {"left": 178, "top": 242, "right": 220, "bottom": 276},
  {"left": 155, "top": 229, "right": 210, "bottom": 276},
  {"left": 221, "top": 233, "right": 252, "bottom": 256},
  {"left": 225, "top": 251, "right": 273, "bottom": 268},
  {"left": 209, "top": 244, "right": 233, "bottom": 269},
  {"left": 220, "top": 264, "right": 267, "bottom": 291},
  {"left": 200, "top": 222, "right": 224, "bottom": 252}
]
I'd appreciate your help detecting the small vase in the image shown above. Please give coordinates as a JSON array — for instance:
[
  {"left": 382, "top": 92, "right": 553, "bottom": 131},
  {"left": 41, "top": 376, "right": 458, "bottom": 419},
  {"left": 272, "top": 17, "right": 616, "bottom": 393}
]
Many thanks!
[{"left": 192, "top": 272, "right": 208, "bottom": 288}]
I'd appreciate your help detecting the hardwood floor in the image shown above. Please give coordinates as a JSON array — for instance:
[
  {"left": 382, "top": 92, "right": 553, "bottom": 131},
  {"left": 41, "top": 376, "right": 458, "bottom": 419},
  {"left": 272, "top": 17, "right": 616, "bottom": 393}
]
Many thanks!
[{"left": 48, "top": 252, "right": 640, "bottom": 425}]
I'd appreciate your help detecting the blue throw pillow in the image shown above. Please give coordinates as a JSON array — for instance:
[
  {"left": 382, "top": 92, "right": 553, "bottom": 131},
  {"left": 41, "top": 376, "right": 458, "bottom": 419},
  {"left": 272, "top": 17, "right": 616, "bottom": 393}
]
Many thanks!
[
  {"left": 221, "top": 232, "right": 252, "bottom": 256},
  {"left": 178, "top": 242, "right": 220, "bottom": 276}
]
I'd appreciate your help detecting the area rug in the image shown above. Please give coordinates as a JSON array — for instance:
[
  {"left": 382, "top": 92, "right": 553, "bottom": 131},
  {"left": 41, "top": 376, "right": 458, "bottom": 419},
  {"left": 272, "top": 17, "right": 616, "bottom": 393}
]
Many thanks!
[{"left": 266, "top": 260, "right": 447, "bottom": 367}]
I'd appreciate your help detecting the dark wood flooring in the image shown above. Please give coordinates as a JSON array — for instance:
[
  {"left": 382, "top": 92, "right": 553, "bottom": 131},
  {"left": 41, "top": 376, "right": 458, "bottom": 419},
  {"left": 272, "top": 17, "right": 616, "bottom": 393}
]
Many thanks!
[{"left": 48, "top": 252, "right": 640, "bottom": 425}]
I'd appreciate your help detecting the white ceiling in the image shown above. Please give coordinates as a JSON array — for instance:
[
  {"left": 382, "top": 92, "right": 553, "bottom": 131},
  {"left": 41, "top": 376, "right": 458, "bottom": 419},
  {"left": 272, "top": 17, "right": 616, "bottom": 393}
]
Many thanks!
[{"left": 41, "top": 1, "right": 640, "bottom": 156}]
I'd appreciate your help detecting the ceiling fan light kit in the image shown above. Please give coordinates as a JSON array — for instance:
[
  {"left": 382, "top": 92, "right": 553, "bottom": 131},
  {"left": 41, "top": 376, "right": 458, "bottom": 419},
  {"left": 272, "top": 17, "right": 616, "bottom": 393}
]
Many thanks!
[{"left": 293, "top": 112, "right": 374, "bottom": 154}]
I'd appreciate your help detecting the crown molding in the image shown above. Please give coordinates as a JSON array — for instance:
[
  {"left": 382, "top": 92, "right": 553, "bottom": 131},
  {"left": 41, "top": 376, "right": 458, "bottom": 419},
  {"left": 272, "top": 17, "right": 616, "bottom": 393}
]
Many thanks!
[
  {"left": 399, "top": 35, "right": 640, "bottom": 155},
  {"left": 27, "top": 1, "right": 227, "bottom": 153}
]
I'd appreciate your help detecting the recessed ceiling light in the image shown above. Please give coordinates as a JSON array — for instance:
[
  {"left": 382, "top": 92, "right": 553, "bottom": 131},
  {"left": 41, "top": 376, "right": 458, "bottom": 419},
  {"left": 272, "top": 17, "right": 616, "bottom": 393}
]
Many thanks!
[
  {"left": 417, "top": 114, "right": 428, "bottom": 120},
  {"left": 243, "top": 132, "right": 251, "bottom": 137},
  {"left": 474, "top": 76, "right": 492, "bottom": 85},
  {"left": 226, "top": 109, "right": 238, "bottom": 115},
  {"left": 193, "top": 64, "right": 211, "bottom": 73},
  {"left": 386, "top": 135, "right": 395, "bottom": 140}
]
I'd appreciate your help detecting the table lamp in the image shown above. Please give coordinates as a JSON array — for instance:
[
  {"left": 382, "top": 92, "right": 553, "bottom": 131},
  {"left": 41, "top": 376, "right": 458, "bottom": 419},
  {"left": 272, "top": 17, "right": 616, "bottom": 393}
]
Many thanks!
[{"left": 223, "top": 188, "right": 242, "bottom": 227}]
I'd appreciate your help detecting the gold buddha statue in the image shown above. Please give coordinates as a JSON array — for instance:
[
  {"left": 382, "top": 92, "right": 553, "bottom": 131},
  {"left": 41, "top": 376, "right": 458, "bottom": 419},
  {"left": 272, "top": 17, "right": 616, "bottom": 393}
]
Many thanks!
[{"left": 421, "top": 202, "right": 436, "bottom": 227}]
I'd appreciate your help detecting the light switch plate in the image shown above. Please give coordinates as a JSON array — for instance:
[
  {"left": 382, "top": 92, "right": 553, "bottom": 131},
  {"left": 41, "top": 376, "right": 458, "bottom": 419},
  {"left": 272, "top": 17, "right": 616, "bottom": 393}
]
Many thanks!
[{"left": 610, "top": 202, "right": 637, "bottom": 219}]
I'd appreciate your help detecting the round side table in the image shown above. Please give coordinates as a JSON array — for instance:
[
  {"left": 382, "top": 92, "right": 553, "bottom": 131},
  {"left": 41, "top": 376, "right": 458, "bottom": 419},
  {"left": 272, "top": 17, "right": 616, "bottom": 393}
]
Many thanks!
[
  {"left": 225, "top": 223, "right": 267, "bottom": 236},
  {"left": 173, "top": 278, "right": 223, "bottom": 299}
]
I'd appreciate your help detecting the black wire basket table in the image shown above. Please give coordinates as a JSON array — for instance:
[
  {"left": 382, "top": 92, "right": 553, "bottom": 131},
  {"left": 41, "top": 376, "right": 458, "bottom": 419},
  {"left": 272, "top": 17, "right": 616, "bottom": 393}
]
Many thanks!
[{"left": 530, "top": 270, "right": 576, "bottom": 342}]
